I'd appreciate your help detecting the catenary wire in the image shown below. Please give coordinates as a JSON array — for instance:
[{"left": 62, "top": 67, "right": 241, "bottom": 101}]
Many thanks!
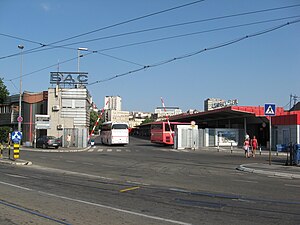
[
  {"left": 5, "top": 15, "right": 299, "bottom": 82},
  {"left": 2, "top": 3, "right": 299, "bottom": 59},
  {"left": 87, "top": 19, "right": 300, "bottom": 85},
  {"left": 0, "top": 0, "right": 205, "bottom": 60},
  {"left": 53, "top": 4, "right": 300, "bottom": 48},
  {"left": 97, "top": 15, "right": 300, "bottom": 52}
]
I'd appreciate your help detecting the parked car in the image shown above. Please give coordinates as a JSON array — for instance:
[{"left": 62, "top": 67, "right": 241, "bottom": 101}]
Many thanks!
[{"left": 36, "top": 136, "right": 60, "bottom": 149}]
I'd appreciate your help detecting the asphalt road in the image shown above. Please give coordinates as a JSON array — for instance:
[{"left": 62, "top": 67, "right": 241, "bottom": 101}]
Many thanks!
[{"left": 0, "top": 137, "right": 299, "bottom": 225}]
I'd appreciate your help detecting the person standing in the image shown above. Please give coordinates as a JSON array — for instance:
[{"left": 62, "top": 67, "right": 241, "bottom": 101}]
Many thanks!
[
  {"left": 244, "top": 138, "right": 250, "bottom": 158},
  {"left": 67, "top": 134, "right": 71, "bottom": 148},
  {"left": 251, "top": 136, "right": 258, "bottom": 158}
]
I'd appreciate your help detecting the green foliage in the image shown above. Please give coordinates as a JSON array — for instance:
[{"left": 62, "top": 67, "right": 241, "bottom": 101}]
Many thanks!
[
  {"left": 141, "top": 117, "right": 155, "bottom": 125},
  {"left": 0, "top": 78, "right": 9, "bottom": 104},
  {"left": 89, "top": 111, "right": 102, "bottom": 133},
  {"left": 0, "top": 126, "right": 11, "bottom": 143}
]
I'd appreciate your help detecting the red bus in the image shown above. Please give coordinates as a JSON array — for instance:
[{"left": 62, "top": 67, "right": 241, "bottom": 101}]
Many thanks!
[{"left": 150, "top": 121, "right": 190, "bottom": 145}]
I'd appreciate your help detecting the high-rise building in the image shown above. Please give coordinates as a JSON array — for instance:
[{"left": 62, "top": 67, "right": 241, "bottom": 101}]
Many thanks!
[{"left": 104, "top": 96, "right": 122, "bottom": 111}]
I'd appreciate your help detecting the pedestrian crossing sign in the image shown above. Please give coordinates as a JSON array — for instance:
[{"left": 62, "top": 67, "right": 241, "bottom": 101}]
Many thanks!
[{"left": 264, "top": 103, "right": 276, "bottom": 116}]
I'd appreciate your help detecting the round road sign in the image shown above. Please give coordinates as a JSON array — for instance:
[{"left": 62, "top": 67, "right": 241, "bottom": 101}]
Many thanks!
[{"left": 17, "top": 116, "right": 23, "bottom": 122}]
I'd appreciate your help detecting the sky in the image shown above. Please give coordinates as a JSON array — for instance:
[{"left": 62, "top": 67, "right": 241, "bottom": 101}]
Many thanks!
[{"left": 0, "top": 0, "right": 300, "bottom": 112}]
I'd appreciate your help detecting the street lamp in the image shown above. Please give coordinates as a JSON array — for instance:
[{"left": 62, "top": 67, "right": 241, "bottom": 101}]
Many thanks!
[
  {"left": 18, "top": 45, "right": 24, "bottom": 132},
  {"left": 77, "top": 47, "right": 88, "bottom": 72}
]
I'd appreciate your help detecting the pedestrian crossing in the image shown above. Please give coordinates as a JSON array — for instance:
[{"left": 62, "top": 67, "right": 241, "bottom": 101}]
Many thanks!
[
  {"left": 87, "top": 147, "right": 132, "bottom": 153},
  {"left": 86, "top": 147, "right": 193, "bottom": 153}
]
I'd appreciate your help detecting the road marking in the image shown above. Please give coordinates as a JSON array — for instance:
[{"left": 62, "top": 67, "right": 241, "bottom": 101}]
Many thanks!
[
  {"left": 125, "top": 149, "right": 131, "bottom": 152},
  {"left": 0, "top": 181, "right": 191, "bottom": 225},
  {"left": 107, "top": 149, "right": 112, "bottom": 152},
  {"left": 285, "top": 184, "right": 300, "bottom": 188},
  {"left": 116, "top": 149, "right": 121, "bottom": 152},
  {"left": 97, "top": 149, "right": 103, "bottom": 152},
  {"left": 0, "top": 181, "right": 32, "bottom": 191},
  {"left": 233, "top": 179, "right": 258, "bottom": 184},
  {"left": 66, "top": 160, "right": 76, "bottom": 163},
  {"left": 120, "top": 186, "right": 140, "bottom": 193},
  {"left": 126, "top": 181, "right": 150, "bottom": 186},
  {"left": 88, "top": 149, "right": 94, "bottom": 152},
  {"left": 5, "top": 174, "right": 28, "bottom": 179},
  {"left": 82, "top": 162, "right": 94, "bottom": 166}
]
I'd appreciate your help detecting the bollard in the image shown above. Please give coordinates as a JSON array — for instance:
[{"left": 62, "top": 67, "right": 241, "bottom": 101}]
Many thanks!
[
  {"left": 8, "top": 144, "right": 11, "bottom": 159},
  {"left": 259, "top": 146, "right": 262, "bottom": 155},
  {"left": 13, "top": 143, "right": 20, "bottom": 160},
  {"left": 217, "top": 141, "right": 220, "bottom": 152},
  {"left": 230, "top": 142, "right": 233, "bottom": 153}
]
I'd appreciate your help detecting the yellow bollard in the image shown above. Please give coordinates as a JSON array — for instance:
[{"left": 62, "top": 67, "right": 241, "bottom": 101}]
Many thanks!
[{"left": 13, "top": 143, "right": 20, "bottom": 160}]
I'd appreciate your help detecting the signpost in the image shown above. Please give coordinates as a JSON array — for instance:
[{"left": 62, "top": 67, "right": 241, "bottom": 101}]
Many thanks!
[
  {"left": 264, "top": 103, "right": 276, "bottom": 165},
  {"left": 11, "top": 131, "right": 22, "bottom": 160}
]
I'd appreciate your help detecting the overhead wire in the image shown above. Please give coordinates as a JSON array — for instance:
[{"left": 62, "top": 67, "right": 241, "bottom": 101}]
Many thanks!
[
  {"left": 52, "top": 3, "right": 300, "bottom": 48},
  {"left": 87, "top": 18, "right": 300, "bottom": 86},
  {"left": 1, "top": 3, "right": 300, "bottom": 59},
  {"left": 0, "top": 0, "right": 205, "bottom": 60},
  {"left": 5, "top": 15, "right": 300, "bottom": 81},
  {"left": 97, "top": 15, "right": 300, "bottom": 52}
]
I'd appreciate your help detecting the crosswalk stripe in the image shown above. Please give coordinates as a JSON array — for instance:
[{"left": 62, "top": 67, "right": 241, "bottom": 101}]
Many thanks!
[
  {"left": 116, "top": 149, "right": 121, "bottom": 152},
  {"left": 97, "top": 149, "right": 103, "bottom": 152}
]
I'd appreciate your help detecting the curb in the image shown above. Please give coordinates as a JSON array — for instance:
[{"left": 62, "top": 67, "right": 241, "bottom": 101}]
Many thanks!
[
  {"left": 198, "top": 147, "right": 288, "bottom": 156},
  {"left": 0, "top": 158, "right": 32, "bottom": 166},
  {"left": 237, "top": 164, "right": 300, "bottom": 179}
]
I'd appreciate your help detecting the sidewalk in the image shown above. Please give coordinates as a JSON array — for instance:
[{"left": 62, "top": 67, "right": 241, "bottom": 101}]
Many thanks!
[
  {"left": 0, "top": 146, "right": 91, "bottom": 165},
  {"left": 0, "top": 157, "right": 32, "bottom": 166},
  {"left": 20, "top": 145, "right": 91, "bottom": 153}
]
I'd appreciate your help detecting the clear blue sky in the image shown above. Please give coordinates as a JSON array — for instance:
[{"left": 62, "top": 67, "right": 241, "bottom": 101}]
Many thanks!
[{"left": 1, "top": 0, "right": 299, "bottom": 112}]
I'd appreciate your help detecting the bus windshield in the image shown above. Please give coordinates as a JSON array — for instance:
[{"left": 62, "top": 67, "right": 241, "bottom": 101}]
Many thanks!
[{"left": 112, "top": 124, "right": 128, "bottom": 129}]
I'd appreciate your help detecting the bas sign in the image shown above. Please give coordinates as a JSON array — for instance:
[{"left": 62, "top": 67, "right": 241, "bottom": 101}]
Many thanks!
[{"left": 50, "top": 72, "right": 88, "bottom": 85}]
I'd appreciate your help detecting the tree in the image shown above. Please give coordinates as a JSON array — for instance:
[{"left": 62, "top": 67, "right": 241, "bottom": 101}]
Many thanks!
[
  {"left": 141, "top": 117, "right": 155, "bottom": 125},
  {"left": 0, "top": 78, "right": 9, "bottom": 104},
  {"left": 0, "top": 126, "right": 11, "bottom": 143},
  {"left": 89, "top": 110, "right": 102, "bottom": 133}
]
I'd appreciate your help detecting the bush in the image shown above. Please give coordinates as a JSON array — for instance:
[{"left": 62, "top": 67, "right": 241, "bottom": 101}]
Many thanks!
[{"left": 0, "top": 126, "right": 11, "bottom": 143}]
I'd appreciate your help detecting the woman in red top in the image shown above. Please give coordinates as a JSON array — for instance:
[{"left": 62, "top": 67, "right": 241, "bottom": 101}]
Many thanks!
[{"left": 251, "top": 136, "right": 258, "bottom": 158}]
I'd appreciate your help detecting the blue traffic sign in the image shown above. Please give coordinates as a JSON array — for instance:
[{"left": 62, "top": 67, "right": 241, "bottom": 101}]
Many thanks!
[
  {"left": 264, "top": 103, "right": 276, "bottom": 116},
  {"left": 11, "top": 131, "right": 22, "bottom": 143}
]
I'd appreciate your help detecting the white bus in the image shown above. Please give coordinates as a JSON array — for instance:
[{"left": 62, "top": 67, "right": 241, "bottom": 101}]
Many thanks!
[{"left": 100, "top": 122, "right": 129, "bottom": 145}]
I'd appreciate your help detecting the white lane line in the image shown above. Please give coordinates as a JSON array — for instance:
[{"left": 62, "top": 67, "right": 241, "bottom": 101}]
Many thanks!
[
  {"left": 51, "top": 158, "right": 60, "bottom": 161},
  {"left": 0, "top": 181, "right": 32, "bottom": 191},
  {"left": 66, "top": 160, "right": 76, "bottom": 163},
  {"left": 116, "top": 149, "right": 121, "bottom": 152},
  {"left": 285, "top": 184, "right": 300, "bottom": 188},
  {"left": 107, "top": 149, "right": 112, "bottom": 152},
  {"left": 97, "top": 149, "right": 103, "bottom": 152},
  {"left": 233, "top": 179, "right": 258, "bottom": 184},
  {"left": 0, "top": 181, "right": 191, "bottom": 225},
  {"left": 88, "top": 149, "right": 94, "bottom": 152},
  {"left": 125, "top": 150, "right": 131, "bottom": 152},
  {"left": 126, "top": 181, "right": 150, "bottom": 186},
  {"left": 5, "top": 174, "right": 28, "bottom": 179}
]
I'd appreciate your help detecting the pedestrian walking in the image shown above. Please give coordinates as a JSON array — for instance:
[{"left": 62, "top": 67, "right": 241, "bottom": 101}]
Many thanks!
[
  {"left": 251, "top": 136, "right": 258, "bottom": 158},
  {"left": 244, "top": 138, "right": 250, "bottom": 158},
  {"left": 67, "top": 134, "right": 71, "bottom": 148}
]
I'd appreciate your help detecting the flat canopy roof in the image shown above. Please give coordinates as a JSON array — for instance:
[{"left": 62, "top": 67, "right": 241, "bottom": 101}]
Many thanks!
[{"left": 168, "top": 106, "right": 279, "bottom": 127}]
